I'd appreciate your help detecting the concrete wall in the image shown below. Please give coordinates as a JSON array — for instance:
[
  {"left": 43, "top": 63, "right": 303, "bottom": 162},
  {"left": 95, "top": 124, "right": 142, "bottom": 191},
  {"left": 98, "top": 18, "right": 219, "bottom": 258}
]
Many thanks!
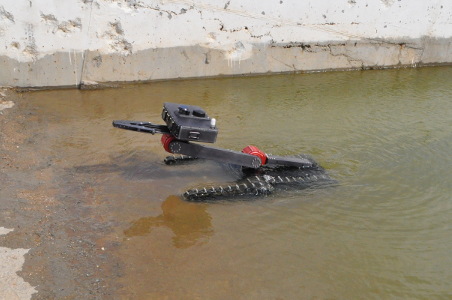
[{"left": 0, "top": 0, "right": 451, "bottom": 88}]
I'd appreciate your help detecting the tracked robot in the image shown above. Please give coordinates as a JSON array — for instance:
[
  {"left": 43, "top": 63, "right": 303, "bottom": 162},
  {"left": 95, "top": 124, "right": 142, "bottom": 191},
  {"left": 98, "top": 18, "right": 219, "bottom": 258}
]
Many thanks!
[{"left": 113, "top": 103, "right": 334, "bottom": 201}]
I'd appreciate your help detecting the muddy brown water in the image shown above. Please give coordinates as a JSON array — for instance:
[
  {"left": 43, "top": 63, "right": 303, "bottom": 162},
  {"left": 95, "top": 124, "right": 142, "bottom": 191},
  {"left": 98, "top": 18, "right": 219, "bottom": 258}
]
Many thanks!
[{"left": 1, "top": 67, "right": 451, "bottom": 299}]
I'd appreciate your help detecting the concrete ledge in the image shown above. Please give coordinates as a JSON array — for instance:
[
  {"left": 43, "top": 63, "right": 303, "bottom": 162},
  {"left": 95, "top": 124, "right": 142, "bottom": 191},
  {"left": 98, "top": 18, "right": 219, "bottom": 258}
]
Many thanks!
[{"left": 1, "top": 37, "right": 451, "bottom": 88}]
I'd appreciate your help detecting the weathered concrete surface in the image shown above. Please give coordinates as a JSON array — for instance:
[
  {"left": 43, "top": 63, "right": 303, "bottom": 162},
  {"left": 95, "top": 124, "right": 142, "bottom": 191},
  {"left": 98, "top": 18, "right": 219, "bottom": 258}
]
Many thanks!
[
  {"left": 0, "top": 52, "right": 84, "bottom": 89},
  {"left": 0, "top": 228, "right": 37, "bottom": 300},
  {"left": 0, "top": 0, "right": 451, "bottom": 87}
]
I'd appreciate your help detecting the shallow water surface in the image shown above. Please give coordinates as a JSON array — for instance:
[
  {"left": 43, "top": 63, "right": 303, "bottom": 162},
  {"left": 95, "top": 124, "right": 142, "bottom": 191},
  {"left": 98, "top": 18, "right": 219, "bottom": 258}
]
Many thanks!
[{"left": 17, "top": 67, "right": 452, "bottom": 299}]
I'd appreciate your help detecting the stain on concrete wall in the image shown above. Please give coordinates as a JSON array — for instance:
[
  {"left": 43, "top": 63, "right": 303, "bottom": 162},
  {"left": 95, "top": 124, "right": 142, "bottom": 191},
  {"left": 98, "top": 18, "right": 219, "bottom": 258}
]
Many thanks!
[{"left": 0, "top": 0, "right": 451, "bottom": 87}]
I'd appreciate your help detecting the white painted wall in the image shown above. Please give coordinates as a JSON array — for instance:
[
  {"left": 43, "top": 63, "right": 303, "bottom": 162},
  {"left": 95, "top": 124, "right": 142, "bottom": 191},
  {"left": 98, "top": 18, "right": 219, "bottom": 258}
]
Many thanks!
[{"left": 0, "top": 0, "right": 451, "bottom": 87}]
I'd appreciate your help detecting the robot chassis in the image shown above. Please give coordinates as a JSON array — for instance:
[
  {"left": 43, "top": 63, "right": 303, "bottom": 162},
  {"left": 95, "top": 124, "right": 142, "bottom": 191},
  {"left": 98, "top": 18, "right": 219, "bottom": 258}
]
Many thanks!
[{"left": 113, "top": 103, "right": 334, "bottom": 201}]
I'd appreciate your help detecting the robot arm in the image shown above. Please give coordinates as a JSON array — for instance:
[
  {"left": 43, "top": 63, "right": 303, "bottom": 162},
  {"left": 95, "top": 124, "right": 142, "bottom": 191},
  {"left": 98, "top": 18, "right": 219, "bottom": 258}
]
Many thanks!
[{"left": 113, "top": 102, "right": 315, "bottom": 169}]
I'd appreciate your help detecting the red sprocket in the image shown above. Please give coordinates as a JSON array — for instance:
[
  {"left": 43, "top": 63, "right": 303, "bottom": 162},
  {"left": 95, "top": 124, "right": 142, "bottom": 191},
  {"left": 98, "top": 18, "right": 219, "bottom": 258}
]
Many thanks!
[
  {"left": 242, "top": 145, "right": 268, "bottom": 166},
  {"left": 161, "top": 134, "right": 176, "bottom": 153}
]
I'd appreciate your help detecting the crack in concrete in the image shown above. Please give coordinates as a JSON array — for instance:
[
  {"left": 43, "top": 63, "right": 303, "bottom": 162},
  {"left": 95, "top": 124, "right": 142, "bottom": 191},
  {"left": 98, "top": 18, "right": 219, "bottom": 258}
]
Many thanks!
[
  {"left": 0, "top": 5, "right": 15, "bottom": 23},
  {"left": 269, "top": 55, "right": 296, "bottom": 71},
  {"left": 327, "top": 44, "right": 364, "bottom": 68},
  {"left": 162, "top": 0, "right": 420, "bottom": 50},
  {"left": 105, "top": 0, "right": 196, "bottom": 19}
]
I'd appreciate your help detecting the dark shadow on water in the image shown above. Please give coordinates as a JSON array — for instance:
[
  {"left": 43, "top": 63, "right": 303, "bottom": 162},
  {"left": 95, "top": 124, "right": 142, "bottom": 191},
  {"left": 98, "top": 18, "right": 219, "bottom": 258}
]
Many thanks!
[
  {"left": 123, "top": 195, "right": 213, "bottom": 248},
  {"left": 73, "top": 151, "right": 226, "bottom": 181}
]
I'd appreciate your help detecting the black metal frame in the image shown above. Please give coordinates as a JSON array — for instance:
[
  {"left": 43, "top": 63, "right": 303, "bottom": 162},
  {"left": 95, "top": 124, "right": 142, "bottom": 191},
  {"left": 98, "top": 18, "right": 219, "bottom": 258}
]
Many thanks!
[{"left": 113, "top": 102, "right": 315, "bottom": 170}]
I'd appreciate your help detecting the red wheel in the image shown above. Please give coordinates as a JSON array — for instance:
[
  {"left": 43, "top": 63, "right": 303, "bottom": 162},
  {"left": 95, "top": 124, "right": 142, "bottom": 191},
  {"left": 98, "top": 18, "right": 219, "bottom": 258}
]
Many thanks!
[
  {"left": 242, "top": 145, "right": 267, "bottom": 166},
  {"left": 161, "top": 134, "right": 176, "bottom": 153}
]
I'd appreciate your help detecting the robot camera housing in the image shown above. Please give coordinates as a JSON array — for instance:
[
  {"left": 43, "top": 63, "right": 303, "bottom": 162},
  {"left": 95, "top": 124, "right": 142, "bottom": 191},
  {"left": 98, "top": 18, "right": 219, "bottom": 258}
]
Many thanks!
[{"left": 162, "top": 102, "right": 218, "bottom": 143}]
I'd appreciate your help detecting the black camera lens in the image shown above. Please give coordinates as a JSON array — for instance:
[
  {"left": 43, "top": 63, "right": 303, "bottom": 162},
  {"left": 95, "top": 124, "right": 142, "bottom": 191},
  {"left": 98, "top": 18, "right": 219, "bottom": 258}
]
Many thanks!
[
  {"left": 192, "top": 109, "right": 206, "bottom": 118},
  {"left": 178, "top": 106, "right": 190, "bottom": 115}
]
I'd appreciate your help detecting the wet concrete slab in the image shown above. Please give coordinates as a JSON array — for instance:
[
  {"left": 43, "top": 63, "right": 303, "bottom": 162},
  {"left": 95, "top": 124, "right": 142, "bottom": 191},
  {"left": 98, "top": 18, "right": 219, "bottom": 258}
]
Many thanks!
[{"left": 0, "top": 90, "right": 121, "bottom": 298}]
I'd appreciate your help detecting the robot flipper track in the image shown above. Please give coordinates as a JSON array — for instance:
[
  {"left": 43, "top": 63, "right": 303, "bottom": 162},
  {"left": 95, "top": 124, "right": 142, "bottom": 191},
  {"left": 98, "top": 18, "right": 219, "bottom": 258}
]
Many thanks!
[
  {"left": 164, "top": 155, "right": 199, "bottom": 165},
  {"left": 183, "top": 175, "right": 277, "bottom": 201}
]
